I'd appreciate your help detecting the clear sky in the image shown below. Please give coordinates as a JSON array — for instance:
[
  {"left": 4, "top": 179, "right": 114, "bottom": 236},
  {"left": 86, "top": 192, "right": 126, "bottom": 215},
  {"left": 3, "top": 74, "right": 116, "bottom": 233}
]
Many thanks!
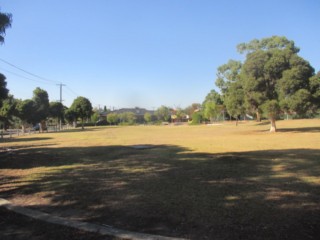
[{"left": 0, "top": 0, "right": 319, "bottom": 110}]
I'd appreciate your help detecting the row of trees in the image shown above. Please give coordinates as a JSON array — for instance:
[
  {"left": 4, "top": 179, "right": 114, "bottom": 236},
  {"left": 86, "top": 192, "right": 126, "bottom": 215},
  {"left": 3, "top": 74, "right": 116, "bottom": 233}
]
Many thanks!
[
  {"left": 0, "top": 86, "right": 93, "bottom": 131},
  {"left": 103, "top": 105, "right": 201, "bottom": 125}
]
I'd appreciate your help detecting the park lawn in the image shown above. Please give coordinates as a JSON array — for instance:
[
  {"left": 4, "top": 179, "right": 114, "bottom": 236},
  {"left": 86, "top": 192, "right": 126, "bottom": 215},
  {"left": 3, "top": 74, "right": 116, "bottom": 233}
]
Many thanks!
[{"left": 0, "top": 119, "right": 320, "bottom": 239}]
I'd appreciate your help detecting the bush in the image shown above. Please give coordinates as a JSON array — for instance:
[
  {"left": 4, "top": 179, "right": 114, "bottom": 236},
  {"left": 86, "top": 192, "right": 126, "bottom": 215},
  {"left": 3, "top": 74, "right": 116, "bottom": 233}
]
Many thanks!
[{"left": 190, "top": 112, "right": 203, "bottom": 125}]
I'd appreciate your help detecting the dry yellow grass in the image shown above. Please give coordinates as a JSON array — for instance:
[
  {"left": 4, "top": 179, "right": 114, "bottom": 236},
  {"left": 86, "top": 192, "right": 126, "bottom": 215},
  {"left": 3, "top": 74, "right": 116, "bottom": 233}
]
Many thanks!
[
  {"left": 1, "top": 119, "right": 320, "bottom": 239},
  {"left": 2, "top": 119, "right": 320, "bottom": 152}
]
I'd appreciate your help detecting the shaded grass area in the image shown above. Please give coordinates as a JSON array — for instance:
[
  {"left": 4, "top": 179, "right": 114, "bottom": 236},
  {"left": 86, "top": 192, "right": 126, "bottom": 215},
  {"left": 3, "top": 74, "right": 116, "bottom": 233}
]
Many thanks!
[
  {"left": 1, "top": 144, "right": 320, "bottom": 239},
  {"left": 0, "top": 207, "right": 115, "bottom": 240},
  {"left": 1, "top": 120, "right": 320, "bottom": 239}
]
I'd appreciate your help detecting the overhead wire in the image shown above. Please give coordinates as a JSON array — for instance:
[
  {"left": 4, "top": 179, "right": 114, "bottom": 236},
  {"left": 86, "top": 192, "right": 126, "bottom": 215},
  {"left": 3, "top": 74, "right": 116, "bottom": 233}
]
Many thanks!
[
  {"left": 0, "top": 58, "right": 83, "bottom": 105},
  {"left": 0, "top": 66, "right": 53, "bottom": 85},
  {"left": 0, "top": 57, "right": 60, "bottom": 84},
  {"left": 65, "top": 86, "right": 79, "bottom": 97}
]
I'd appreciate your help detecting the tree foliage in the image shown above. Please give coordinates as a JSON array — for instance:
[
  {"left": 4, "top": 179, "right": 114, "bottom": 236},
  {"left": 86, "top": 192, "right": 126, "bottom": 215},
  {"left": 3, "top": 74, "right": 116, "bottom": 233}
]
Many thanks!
[
  {"left": 119, "top": 112, "right": 136, "bottom": 125},
  {"left": 64, "top": 108, "right": 77, "bottom": 124},
  {"left": 90, "top": 110, "right": 100, "bottom": 123},
  {"left": 202, "top": 89, "right": 224, "bottom": 122},
  {"left": 69, "top": 96, "right": 93, "bottom": 129},
  {"left": 184, "top": 103, "right": 201, "bottom": 118},
  {"left": 0, "top": 10, "right": 12, "bottom": 44},
  {"left": 0, "top": 73, "right": 8, "bottom": 105},
  {"left": 203, "top": 101, "right": 217, "bottom": 122},
  {"left": 156, "top": 106, "right": 171, "bottom": 122},
  {"left": 0, "top": 94, "right": 16, "bottom": 128},
  {"left": 144, "top": 112, "right": 152, "bottom": 123},
  {"left": 191, "top": 111, "right": 202, "bottom": 125},
  {"left": 107, "top": 113, "right": 119, "bottom": 125},
  {"left": 224, "top": 80, "right": 245, "bottom": 120},
  {"left": 0, "top": 10, "right": 11, "bottom": 122},
  {"left": 32, "top": 87, "right": 49, "bottom": 124},
  {"left": 214, "top": 36, "right": 317, "bottom": 132},
  {"left": 15, "top": 99, "right": 35, "bottom": 131},
  {"left": 49, "top": 102, "right": 64, "bottom": 120},
  {"left": 215, "top": 60, "right": 242, "bottom": 95}
]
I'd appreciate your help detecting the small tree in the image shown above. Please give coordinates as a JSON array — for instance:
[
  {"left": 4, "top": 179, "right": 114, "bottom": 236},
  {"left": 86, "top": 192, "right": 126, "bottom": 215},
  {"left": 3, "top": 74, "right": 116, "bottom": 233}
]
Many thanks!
[
  {"left": 107, "top": 113, "right": 119, "bottom": 125},
  {"left": 203, "top": 101, "right": 218, "bottom": 123},
  {"left": 0, "top": 95, "right": 16, "bottom": 129},
  {"left": 64, "top": 107, "right": 77, "bottom": 126},
  {"left": 15, "top": 99, "right": 35, "bottom": 132},
  {"left": 191, "top": 111, "right": 202, "bottom": 125},
  {"left": 32, "top": 87, "right": 49, "bottom": 132},
  {"left": 156, "top": 106, "right": 171, "bottom": 122},
  {"left": 184, "top": 103, "right": 201, "bottom": 118},
  {"left": 119, "top": 112, "right": 136, "bottom": 125},
  {"left": 144, "top": 112, "right": 152, "bottom": 124},
  {"left": 69, "top": 96, "right": 93, "bottom": 130},
  {"left": 202, "top": 90, "right": 225, "bottom": 122},
  {"left": 49, "top": 101, "right": 64, "bottom": 128},
  {"left": 91, "top": 110, "right": 100, "bottom": 123}
]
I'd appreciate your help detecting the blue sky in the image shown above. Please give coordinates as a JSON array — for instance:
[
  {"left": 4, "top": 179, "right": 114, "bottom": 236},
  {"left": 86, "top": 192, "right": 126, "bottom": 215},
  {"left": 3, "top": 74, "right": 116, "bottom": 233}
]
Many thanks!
[{"left": 0, "top": 0, "right": 319, "bottom": 110}]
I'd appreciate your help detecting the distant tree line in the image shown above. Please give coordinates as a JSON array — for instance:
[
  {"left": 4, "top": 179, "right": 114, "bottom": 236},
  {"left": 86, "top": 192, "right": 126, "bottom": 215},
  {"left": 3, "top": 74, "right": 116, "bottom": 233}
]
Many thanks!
[{"left": 0, "top": 86, "right": 93, "bottom": 131}]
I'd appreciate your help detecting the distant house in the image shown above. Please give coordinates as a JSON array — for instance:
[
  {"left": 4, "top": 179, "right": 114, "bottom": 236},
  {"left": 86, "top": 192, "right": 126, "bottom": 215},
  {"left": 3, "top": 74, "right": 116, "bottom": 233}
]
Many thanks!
[
  {"left": 111, "top": 107, "right": 154, "bottom": 115},
  {"left": 97, "top": 111, "right": 108, "bottom": 120},
  {"left": 100, "top": 107, "right": 155, "bottom": 124}
]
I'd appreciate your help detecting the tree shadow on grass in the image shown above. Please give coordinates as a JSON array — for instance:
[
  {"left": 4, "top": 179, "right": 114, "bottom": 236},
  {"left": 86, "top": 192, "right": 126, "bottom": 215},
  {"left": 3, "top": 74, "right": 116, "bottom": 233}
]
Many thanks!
[
  {"left": 277, "top": 127, "right": 320, "bottom": 133},
  {"left": 1, "top": 145, "right": 320, "bottom": 240},
  {"left": 0, "top": 137, "right": 53, "bottom": 143},
  {"left": 254, "top": 121, "right": 271, "bottom": 126},
  {"left": 60, "top": 127, "right": 106, "bottom": 133}
]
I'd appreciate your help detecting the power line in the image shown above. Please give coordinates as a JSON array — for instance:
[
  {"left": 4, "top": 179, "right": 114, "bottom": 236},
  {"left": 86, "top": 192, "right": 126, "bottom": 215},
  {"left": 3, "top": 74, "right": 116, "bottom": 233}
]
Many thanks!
[
  {"left": 66, "top": 86, "right": 79, "bottom": 97},
  {"left": 0, "top": 58, "right": 59, "bottom": 84},
  {"left": 0, "top": 66, "right": 53, "bottom": 85},
  {"left": 0, "top": 58, "right": 83, "bottom": 105}
]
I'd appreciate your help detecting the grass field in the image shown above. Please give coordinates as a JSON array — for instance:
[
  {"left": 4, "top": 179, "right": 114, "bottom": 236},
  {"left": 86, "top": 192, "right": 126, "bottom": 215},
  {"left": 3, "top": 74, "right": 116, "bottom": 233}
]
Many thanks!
[{"left": 1, "top": 119, "right": 320, "bottom": 239}]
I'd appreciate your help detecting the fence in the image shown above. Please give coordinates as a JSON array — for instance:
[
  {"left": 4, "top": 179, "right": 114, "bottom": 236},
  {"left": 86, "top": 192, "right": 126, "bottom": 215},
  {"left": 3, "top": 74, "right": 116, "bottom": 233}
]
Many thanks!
[{"left": 0, "top": 125, "right": 73, "bottom": 140}]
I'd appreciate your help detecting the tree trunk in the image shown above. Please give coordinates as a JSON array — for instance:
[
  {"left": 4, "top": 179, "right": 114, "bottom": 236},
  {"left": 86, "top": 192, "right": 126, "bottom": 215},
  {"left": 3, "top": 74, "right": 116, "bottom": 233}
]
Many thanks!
[
  {"left": 40, "top": 121, "right": 47, "bottom": 133},
  {"left": 21, "top": 124, "right": 26, "bottom": 133},
  {"left": 270, "top": 117, "right": 277, "bottom": 132},
  {"left": 81, "top": 118, "right": 84, "bottom": 130},
  {"left": 256, "top": 111, "right": 261, "bottom": 122}
]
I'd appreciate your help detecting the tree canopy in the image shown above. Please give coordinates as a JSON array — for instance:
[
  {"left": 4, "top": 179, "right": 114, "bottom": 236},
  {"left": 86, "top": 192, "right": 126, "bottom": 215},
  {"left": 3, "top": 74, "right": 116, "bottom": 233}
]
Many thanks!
[
  {"left": 49, "top": 101, "right": 64, "bottom": 124},
  {"left": 216, "top": 36, "right": 318, "bottom": 132},
  {"left": 156, "top": 106, "right": 171, "bottom": 122},
  {"left": 0, "top": 94, "right": 15, "bottom": 128},
  {"left": 0, "top": 10, "right": 11, "bottom": 125},
  {"left": 0, "top": 73, "right": 8, "bottom": 104},
  {"left": 15, "top": 99, "right": 35, "bottom": 132},
  {"left": 32, "top": 87, "right": 50, "bottom": 126},
  {"left": 69, "top": 96, "right": 93, "bottom": 129}
]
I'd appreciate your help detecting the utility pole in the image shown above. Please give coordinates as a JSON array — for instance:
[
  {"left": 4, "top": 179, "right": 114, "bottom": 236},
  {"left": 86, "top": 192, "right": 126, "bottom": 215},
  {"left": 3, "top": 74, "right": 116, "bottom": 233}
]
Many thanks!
[{"left": 57, "top": 83, "right": 66, "bottom": 130}]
